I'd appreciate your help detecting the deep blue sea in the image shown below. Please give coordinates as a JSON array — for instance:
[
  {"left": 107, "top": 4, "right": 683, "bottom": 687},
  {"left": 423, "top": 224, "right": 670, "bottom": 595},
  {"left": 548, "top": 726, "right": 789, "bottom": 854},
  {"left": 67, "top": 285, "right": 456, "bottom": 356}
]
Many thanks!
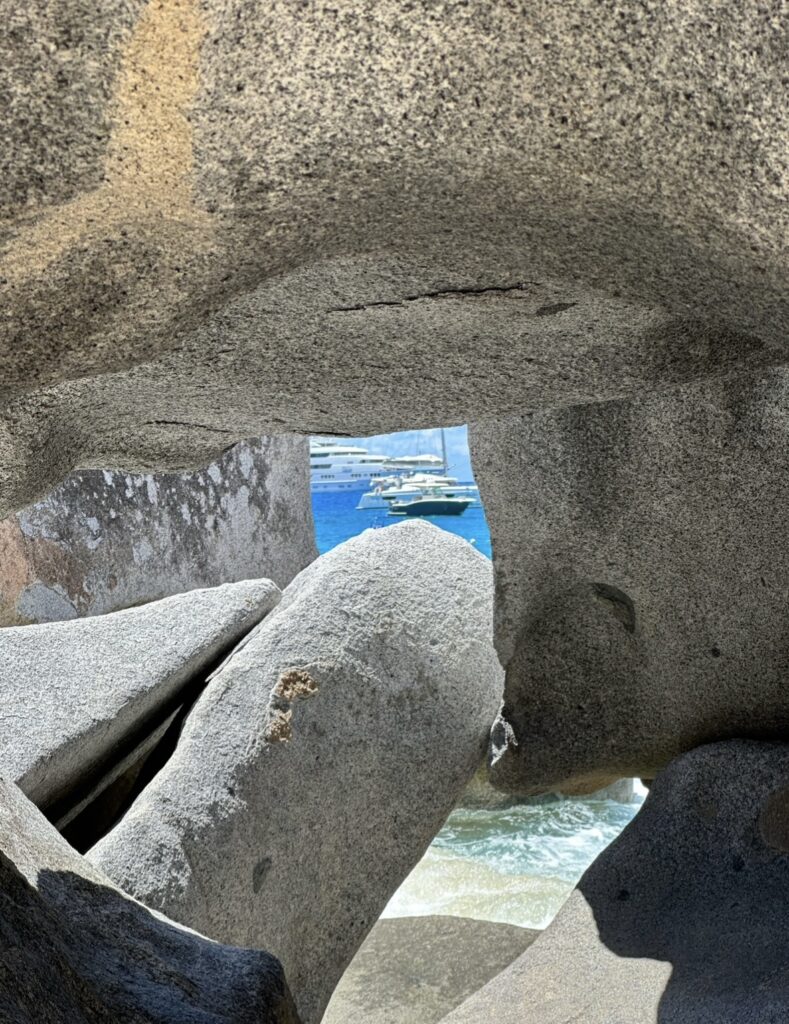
[{"left": 311, "top": 488, "right": 492, "bottom": 559}]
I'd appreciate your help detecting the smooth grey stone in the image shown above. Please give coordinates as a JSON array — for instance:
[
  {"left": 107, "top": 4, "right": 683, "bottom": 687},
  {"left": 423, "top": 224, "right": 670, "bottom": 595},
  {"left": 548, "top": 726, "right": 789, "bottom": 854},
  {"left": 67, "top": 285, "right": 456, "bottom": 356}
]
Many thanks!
[
  {"left": 0, "top": 435, "right": 315, "bottom": 625},
  {"left": 0, "top": 776, "right": 298, "bottom": 1024},
  {"left": 0, "top": 578, "right": 280, "bottom": 813},
  {"left": 474, "top": 370, "right": 789, "bottom": 794},
  {"left": 322, "top": 916, "right": 539, "bottom": 1024},
  {"left": 90, "top": 521, "right": 503, "bottom": 1024},
  {"left": 443, "top": 740, "right": 789, "bottom": 1024}
]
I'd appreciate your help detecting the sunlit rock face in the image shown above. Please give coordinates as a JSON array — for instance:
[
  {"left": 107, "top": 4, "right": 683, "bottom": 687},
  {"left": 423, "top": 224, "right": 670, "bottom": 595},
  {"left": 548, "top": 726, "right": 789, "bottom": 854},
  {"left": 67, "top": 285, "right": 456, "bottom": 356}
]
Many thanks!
[
  {"left": 1, "top": 1, "right": 786, "bottom": 515},
  {"left": 0, "top": 579, "right": 280, "bottom": 820},
  {"left": 0, "top": 436, "right": 315, "bottom": 625},
  {"left": 322, "top": 916, "right": 539, "bottom": 1024},
  {"left": 474, "top": 368, "right": 789, "bottom": 794},
  {"left": 90, "top": 522, "right": 504, "bottom": 1024}
]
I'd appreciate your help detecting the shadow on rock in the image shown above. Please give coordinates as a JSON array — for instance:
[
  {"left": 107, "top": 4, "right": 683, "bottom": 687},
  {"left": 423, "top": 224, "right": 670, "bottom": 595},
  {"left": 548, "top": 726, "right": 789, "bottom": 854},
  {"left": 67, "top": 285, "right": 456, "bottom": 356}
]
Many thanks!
[
  {"left": 0, "top": 775, "right": 299, "bottom": 1024},
  {"left": 31, "top": 868, "right": 300, "bottom": 1024},
  {"left": 442, "top": 740, "right": 789, "bottom": 1024},
  {"left": 580, "top": 739, "right": 789, "bottom": 1023}
]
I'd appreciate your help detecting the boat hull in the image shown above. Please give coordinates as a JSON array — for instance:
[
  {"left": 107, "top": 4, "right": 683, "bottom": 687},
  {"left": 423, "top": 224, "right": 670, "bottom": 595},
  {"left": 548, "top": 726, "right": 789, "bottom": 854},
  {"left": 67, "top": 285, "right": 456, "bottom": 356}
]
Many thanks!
[
  {"left": 358, "top": 486, "right": 479, "bottom": 510},
  {"left": 388, "top": 499, "right": 472, "bottom": 517}
]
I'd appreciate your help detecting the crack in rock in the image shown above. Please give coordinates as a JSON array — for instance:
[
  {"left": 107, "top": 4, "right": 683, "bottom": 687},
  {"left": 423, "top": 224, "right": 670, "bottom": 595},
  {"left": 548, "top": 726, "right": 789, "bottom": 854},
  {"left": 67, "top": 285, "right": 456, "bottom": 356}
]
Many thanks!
[
  {"left": 325, "top": 282, "right": 540, "bottom": 314},
  {"left": 144, "top": 420, "right": 237, "bottom": 434}
]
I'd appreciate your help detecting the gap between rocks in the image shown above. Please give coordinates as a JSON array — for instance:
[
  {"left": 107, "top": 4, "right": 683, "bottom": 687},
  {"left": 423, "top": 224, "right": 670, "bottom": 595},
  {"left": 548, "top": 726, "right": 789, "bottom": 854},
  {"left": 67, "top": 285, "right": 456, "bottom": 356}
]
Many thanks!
[{"left": 45, "top": 631, "right": 256, "bottom": 854}]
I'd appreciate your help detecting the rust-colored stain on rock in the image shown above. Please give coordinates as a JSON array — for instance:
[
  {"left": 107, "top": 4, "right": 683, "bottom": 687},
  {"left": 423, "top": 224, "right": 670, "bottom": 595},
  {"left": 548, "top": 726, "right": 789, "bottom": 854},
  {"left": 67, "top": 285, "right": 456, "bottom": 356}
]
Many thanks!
[
  {"left": 265, "top": 708, "right": 294, "bottom": 744},
  {"left": 275, "top": 668, "right": 320, "bottom": 702},
  {"left": 0, "top": 519, "right": 31, "bottom": 625}
]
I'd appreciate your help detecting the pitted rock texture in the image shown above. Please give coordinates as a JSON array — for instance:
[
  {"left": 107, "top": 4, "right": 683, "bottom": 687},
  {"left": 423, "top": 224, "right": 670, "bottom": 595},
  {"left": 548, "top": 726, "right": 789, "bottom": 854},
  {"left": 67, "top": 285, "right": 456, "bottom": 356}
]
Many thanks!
[
  {"left": 0, "top": 578, "right": 280, "bottom": 815},
  {"left": 0, "top": 777, "right": 298, "bottom": 1024},
  {"left": 1, "top": 1, "right": 786, "bottom": 514},
  {"left": 443, "top": 740, "right": 789, "bottom": 1024},
  {"left": 0, "top": 435, "right": 314, "bottom": 625},
  {"left": 89, "top": 521, "right": 503, "bottom": 1024},
  {"left": 474, "top": 368, "right": 789, "bottom": 795}
]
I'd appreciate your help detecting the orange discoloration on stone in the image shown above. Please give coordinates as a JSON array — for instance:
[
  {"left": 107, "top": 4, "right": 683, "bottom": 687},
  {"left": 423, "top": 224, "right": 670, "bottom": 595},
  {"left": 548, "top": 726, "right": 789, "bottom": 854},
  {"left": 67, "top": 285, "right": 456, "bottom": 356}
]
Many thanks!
[
  {"left": 0, "top": 519, "right": 33, "bottom": 625},
  {"left": 0, "top": 521, "right": 92, "bottom": 624},
  {"left": 275, "top": 668, "right": 319, "bottom": 702},
  {"left": 27, "top": 536, "right": 89, "bottom": 614},
  {"left": 265, "top": 708, "right": 294, "bottom": 744},
  {"left": 2, "top": 0, "right": 212, "bottom": 284}
]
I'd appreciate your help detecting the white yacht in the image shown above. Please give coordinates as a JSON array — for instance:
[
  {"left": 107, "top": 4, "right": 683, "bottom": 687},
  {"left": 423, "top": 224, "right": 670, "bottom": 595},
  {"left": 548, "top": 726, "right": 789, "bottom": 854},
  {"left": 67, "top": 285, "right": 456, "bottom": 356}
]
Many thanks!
[
  {"left": 310, "top": 440, "right": 391, "bottom": 492},
  {"left": 356, "top": 472, "right": 480, "bottom": 510},
  {"left": 382, "top": 453, "right": 445, "bottom": 473},
  {"left": 310, "top": 431, "right": 465, "bottom": 495},
  {"left": 388, "top": 492, "right": 474, "bottom": 517}
]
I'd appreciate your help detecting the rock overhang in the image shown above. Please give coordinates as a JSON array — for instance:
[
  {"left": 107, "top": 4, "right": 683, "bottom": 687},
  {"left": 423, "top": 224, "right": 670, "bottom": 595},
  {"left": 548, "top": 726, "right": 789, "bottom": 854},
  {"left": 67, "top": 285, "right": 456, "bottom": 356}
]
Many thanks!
[{"left": 0, "top": 0, "right": 786, "bottom": 514}]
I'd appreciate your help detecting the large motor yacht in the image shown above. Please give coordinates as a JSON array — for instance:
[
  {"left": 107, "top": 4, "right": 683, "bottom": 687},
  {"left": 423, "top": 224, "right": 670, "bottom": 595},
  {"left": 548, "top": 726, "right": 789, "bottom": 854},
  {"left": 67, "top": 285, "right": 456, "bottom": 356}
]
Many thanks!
[
  {"left": 356, "top": 472, "right": 479, "bottom": 509},
  {"left": 310, "top": 431, "right": 469, "bottom": 495},
  {"left": 310, "top": 440, "right": 392, "bottom": 492}
]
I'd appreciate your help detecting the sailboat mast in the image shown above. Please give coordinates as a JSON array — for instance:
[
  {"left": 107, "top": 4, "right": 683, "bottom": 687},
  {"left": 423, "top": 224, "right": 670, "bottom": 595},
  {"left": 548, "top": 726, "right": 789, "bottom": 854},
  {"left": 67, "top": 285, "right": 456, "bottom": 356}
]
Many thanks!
[{"left": 440, "top": 428, "right": 448, "bottom": 472}]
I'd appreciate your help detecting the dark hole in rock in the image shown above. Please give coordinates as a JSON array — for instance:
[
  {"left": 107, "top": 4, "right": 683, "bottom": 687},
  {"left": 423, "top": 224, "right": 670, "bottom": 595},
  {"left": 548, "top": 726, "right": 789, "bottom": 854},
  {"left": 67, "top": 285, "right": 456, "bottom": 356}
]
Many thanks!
[
  {"left": 253, "top": 856, "right": 273, "bottom": 893},
  {"left": 592, "top": 582, "right": 636, "bottom": 633}
]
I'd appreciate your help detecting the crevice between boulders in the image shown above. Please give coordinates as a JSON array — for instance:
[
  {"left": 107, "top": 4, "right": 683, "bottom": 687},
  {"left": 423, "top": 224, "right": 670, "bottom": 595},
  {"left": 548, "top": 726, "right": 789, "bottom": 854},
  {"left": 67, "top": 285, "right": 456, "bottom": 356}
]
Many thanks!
[{"left": 45, "top": 631, "right": 260, "bottom": 854}]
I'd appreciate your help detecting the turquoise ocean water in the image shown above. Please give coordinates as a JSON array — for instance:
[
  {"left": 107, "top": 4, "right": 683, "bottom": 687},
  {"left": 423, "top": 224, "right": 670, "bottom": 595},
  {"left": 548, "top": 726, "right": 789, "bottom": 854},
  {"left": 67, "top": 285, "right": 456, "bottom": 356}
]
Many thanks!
[
  {"left": 382, "top": 794, "right": 643, "bottom": 929},
  {"left": 311, "top": 488, "right": 492, "bottom": 559},
  {"left": 312, "top": 487, "right": 641, "bottom": 929}
]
